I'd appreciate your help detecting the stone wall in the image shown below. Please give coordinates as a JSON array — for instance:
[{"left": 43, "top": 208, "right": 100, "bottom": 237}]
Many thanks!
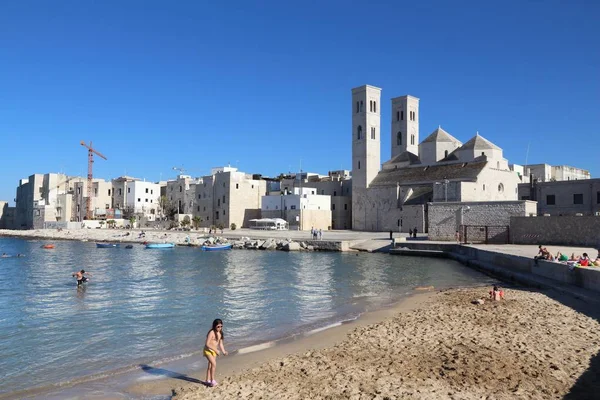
[
  {"left": 511, "top": 215, "right": 600, "bottom": 247},
  {"left": 428, "top": 201, "right": 537, "bottom": 241}
]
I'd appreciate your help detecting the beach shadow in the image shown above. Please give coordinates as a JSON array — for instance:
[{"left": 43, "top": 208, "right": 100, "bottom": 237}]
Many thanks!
[
  {"left": 564, "top": 351, "right": 600, "bottom": 399},
  {"left": 139, "top": 364, "right": 204, "bottom": 384}
]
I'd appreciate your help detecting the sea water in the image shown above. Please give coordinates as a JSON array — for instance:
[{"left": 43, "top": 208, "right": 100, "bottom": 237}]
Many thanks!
[{"left": 0, "top": 237, "right": 494, "bottom": 398}]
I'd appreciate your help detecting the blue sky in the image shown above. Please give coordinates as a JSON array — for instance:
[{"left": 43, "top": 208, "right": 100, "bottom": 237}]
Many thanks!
[{"left": 1, "top": 0, "right": 598, "bottom": 205}]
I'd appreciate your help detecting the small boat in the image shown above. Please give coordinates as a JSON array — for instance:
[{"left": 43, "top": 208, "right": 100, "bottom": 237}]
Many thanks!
[
  {"left": 201, "top": 243, "right": 233, "bottom": 251},
  {"left": 125, "top": 245, "right": 134, "bottom": 249},
  {"left": 96, "top": 243, "right": 120, "bottom": 248},
  {"left": 145, "top": 243, "right": 175, "bottom": 249},
  {"left": 42, "top": 244, "right": 55, "bottom": 249}
]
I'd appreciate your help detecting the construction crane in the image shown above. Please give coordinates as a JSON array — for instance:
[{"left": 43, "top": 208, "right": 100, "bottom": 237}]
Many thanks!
[
  {"left": 80, "top": 141, "right": 107, "bottom": 220},
  {"left": 172, "top": 166, "right": 186, "bottom": 176}
]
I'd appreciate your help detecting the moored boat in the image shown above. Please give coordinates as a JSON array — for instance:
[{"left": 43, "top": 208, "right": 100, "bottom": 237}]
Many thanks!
[
  {"left": 42, "top": 244, "right": 55, "bottom": 249},
  {"left": 201, "top": 243, "right": 233, "bottom": 251},
  {"left": 96, "top": 243, "right": 120, "bottom": 248},
  {"left": 145, "top": 243, "right": 175, "bottom": 249}
]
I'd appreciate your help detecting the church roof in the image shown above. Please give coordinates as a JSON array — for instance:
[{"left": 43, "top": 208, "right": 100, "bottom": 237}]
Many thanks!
[
  {"left": 458, "top": 133, "right": 501, "bottom": 151},
  {"left": 403, "top": 186, "right": 433, "bottom": 205},
  {"left": 384, "top": 151, "right": 421, "bottom": 165},
  {"left": 370, "top": 160, "right": 487, "bottom": 187},
  {"left": 421, "top": 127, "right": 462, "bottom": 144}
]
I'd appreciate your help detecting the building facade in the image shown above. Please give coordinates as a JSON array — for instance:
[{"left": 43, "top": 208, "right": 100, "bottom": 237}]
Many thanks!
[
  {"left": 518, "top": 178, "right": 600, "bottom": 216},
  {"left": 261, "top": 187, "right": 332, "bottom": 230},
  {"left": 351, "top": 84, "right": 524, "bottom": 233}
]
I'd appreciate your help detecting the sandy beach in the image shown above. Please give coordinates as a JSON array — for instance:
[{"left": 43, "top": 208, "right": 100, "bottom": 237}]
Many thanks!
[{"left": 171, "top": 287, "right": 600, "bottom": 400}]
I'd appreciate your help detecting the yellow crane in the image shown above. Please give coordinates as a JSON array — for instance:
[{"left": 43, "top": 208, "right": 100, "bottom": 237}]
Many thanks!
[{"left": 80, "top": 141, "right": 107, "bottom": 220}]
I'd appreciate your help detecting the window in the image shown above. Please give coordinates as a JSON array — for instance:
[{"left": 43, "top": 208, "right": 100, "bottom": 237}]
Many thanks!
[
  {"left": 597, "top": 191, "right": 600, "bottom": 204},
  {"left": 360, "top": 100, "right": 363, "bottom": 112},
  {"left": 358, "top": 161, "right": 361, "bottom": 169},
  {"left": 198, "top": 194, "right": 201, "bottom": 199},
  {"left": 145, "top": 198, "right": 148, "bottom": 202},
  {"left": 333, "top": 191, "right": 337, "bottom": 196},
  {"left": 223, "top": 210, "right": 226, "bottom": 215},
  {"left": 401, "top": 111, "right": 404, "bottom": 120},
  {"left": 356, "top": 101, "right": 359, "bottom": 113},
  {"left": 108, "top": 189, "right": 111, "bottom": 196},
  {"left": 145, "top": 188, "right": 148, "bottom": 193},
  {"left": 203, "top": 207, "right": 206, "bottom": 211},
  {"left": 137, "top": 198, "right": 141, "bottom": 202},
  {"left": 151, "top": 190, "right": 153, "bottom": 195},
  {"left": 291, "top": 205, "right": 296, "bottom": 210},
  {"left": 397, "top": 131, "right": 402, "bottom": 145},
  {"left": 371, "top": 127, "right": 376, "bottom": 140},
  {"left": 119, "top": 189, "right": 122, "bottom": 195},
  {"left": 546, "top": 195, "right": 555, "bottom": 205},
  {"left": 218, "top": 199, "right": 220, "bottom": 206},
  {"left": 445, "top": 150, "right": 448, "bottom": 158},
  {"left": 357, "top": 125, "right": 362, "bottom": 140},
  {"left": 345, "top": 204, "right": 348, "bottom": 210},
  {"left": 374, "top": 101, "right": 377, "bottom": 113},
  {"left": 179, "top": 186, "right": 182, "bottom": 192},
  {"left": 252, "top": 185, "right": 254, "bottom": 189},
  {"left": 483, "top": 184, "right": 486, "bottom": 191},
  {"left": 332, "top": 204, "right": 335, "bottom": 210},
  {"left": 197, "top": 206, "right": 200, "bottom": 211},
  {"left": 223, "top": 195, "right": 226, "bottom": 204},
  {"left": 411, "top": 134, "right": 415, "bottom": 145},
  {"left": 396, "top": 111, "right": 399, "bottom": 121},
  {"left": 574, "top": 194, "right": 583, "bottom": 204},
  {"left": 498, "top": 183, "right": 504, "bottom": 193},
  {"left": 223, "top": 182, "right": 226, "bottom": 188},
  {"left": 369, "top": 100, "right": 373, "bottom": 112},
  {"left": 236, "top": 183, "right": 239, "bottom": 189},
  {"left": 216, "top": 211, "right": 219, "bottom": 219}
]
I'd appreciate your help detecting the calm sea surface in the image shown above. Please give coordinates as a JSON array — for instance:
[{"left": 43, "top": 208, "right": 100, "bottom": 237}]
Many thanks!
[{"left": 0, "top": 236, "right": 492, "bottom": 398}]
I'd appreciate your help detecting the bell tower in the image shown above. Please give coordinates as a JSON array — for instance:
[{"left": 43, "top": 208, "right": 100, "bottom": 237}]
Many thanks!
[
  {"left": 391, "top": 95, "right": 419, "bottom": 158},
  {"left": 351, "top": 85, "right": 381, "bottom": 189}
]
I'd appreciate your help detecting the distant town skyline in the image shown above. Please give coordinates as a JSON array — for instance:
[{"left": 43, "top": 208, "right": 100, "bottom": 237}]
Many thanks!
[{"left": 1, "top": 1, "right": 598, "bottom": 205}]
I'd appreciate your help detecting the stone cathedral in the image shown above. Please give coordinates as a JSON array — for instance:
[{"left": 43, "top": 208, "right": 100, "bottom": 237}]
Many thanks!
[{"left": 351, "top": 84, "right": 521, "bottom": 232}]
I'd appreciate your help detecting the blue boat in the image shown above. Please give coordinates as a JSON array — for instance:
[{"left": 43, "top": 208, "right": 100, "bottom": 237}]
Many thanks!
[
  {"left": 145, "top": 243, "right": 175, "bottom": 249},
  {"left": 96, "top": 243, "right": 120, "bottom": 248},
  {"left": 201, "top": 243, "right": 233, "bottom": 251}
]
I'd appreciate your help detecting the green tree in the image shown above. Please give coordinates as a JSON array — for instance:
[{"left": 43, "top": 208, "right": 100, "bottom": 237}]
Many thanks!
[
  {"left": 129, "top": 216, "right": 136, "bottom": 229},
  {"left": 99, "top": 220, "right": 105, "bottom": 228},
  {"left": 181, "top": 215, "right": 191, "bottom": 228},
  {"left": 192, "top": 216, "right": 201, "bottom": 230},
  {"left": 106, "top": 219, "right": 116, "bottom": 228},
  {"left": 230, "top": 222, "right": 237, "bottom": 230}
]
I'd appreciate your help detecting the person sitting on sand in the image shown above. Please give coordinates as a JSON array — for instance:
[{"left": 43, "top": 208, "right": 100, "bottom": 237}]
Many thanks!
[
  {"left": 72, "top": 269, "right": 91, "bottom": 286},
  {"left": 204, "top": 319, "right": 227, "bottom": 387},
  {"left": 489, "top": 286, "right": 505, "bottom": 301}
]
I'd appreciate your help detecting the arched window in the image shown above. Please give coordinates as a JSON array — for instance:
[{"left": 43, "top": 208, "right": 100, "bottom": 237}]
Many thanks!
[
  {"left": 369, "top": 101, "right": 373, "bottom": 112},
  {"left": 397, "top": 131, "right": 402, "bottom": 145},
  {"left": 357, "top": 125, "right": 362, "bottom": 140},
  {"left": 498, "top": 183, "right": 504, "bottom": 193},
  {"left": 445, "top": 150, "right": 448, "bottom": 158},
  {"left": 371, "top": 127, "right": 376, "bottom": 139}
]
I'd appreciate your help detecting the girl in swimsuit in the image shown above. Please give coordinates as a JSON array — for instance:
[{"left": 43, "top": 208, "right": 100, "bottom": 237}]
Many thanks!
[{"left": 204, "top": 318, "right": 227, "bottom": 387}]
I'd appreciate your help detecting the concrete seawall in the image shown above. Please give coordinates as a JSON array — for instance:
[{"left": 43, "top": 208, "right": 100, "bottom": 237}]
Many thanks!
[{"left": 391, "top": 243, "right": 600, "bottom": 297}]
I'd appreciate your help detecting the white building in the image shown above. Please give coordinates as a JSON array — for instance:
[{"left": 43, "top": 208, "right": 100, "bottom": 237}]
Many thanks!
[
  {"left": 125, "top": 180, "right": 161, "bottom": 221},
  {"left": 261, "top": 187, "right": 331, "bottom": 230}
]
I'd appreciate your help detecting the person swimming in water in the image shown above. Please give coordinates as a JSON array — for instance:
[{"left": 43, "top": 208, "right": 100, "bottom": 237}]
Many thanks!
[
  {"left": 203, "top": 318, "right": 228, "bottom": 387},
  {"left": 72, "top": 269, "right": 91, "bottom": 286}
]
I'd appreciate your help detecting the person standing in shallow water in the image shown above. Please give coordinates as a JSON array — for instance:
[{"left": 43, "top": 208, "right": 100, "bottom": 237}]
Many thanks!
[{"left": 204, "top": 319, "right": 228, "bottom": 387}]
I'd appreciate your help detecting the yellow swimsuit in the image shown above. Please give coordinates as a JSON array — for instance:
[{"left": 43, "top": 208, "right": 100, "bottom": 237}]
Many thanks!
[{"left": 203, "top": 347, "right": 217, "bottom": 357}]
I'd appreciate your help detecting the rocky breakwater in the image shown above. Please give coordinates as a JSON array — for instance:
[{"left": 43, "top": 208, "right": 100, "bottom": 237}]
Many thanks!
[{"left": 230, "top": 237, "right": 344, "bottom": 252}]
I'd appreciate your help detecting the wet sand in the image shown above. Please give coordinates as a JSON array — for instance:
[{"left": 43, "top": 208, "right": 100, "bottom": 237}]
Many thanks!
[{"left": 170, "top": 287, "right": 600, "bottom": 400}]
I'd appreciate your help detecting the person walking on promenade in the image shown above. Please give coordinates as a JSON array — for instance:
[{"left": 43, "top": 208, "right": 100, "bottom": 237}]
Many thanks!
[
  {"left": 318, "top": 229, "right": 322, "bottom": 240},
  {"left": 204, "top": 318, "right": 228, "bottom": 387}
]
